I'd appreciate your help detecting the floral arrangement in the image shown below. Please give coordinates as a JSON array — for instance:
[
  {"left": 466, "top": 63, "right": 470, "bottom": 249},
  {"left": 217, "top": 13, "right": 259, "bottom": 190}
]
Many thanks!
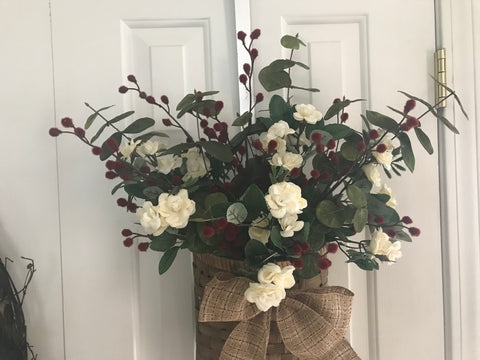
[{"left": 49, "top": 30, "right": 464, "bottom": 281}]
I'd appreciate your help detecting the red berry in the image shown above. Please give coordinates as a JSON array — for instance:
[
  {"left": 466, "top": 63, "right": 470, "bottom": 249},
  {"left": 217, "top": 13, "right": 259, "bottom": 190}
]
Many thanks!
[
  {"left": 127, "top": 74, "right": 137, "bottom": 83},
  {"left": 237, "top": 31, "right": 247, "bottom": 41},
  {"left": 253, "top": 140, "right": 263, "bottom": 150},
  {"left": 117, "top": 198, "right": 128, "bottom": 207},
  {"left": 369, "top": 129, "right": 379, "bottom": 140},
  {"left": 327, "top": 139, "right": 336, "bottom": 149},
  {"left": 327, "top": 243, "right": 338, "bottom": 254},
  {"left": 91, "top": 146, "right": 102, "bottom": 155},
  {"left": 122, "top": 229, "right": 133, "bottom": 236},
  {"left": 250, "top": 48, "right": 259, "bottom": 59},
  {"left": 409, "top": 227, "right": 421, "bottom": 236},
  {"left": 214, "top": 101, "right": 224, "bottom": 112},
  {"left": 172, "top": 176, "right": 182, "bottom": 185},
  {"left": 250, "top": 28, "right": 261, "bottom": 40},
  {"left": 376, "top": 143, "right": 387, "bottom": 153},
  {"left": 357, "top": 141, "right": 366, "bottom": 152},
  {"left": 300, "top": 242, "right": 310, "bottom": 253},
  {"left": 374, "top": 216, "right": 385, "bottom": 225},
  {"left": 333, "top": 98, "right": 341, "bottom": 104},
  {"left": 311, "top": 169, "right": 320, "bottom": 179},
  {"left": 255, "top": 93, "right": 264, "bottom": 103},
  {"left": 126, "top": 202, "right": 138, "bottom": 213},
  {"left": 290, "top": 258, "right": 304, "bottom": 269},
  {"left": 200, "top": 119, "right": 208, "bottom": 128},
  {"left": 202, "top": 107, "right": 211, "bottom": 117},
  {"left": 386, "top": 229, "right": 397, "bottom": 238},
  {"left": 239, "top": 74, "right": 248, "bottom": 85},
  {"left": 202, "top": 224, "right": 215, "bottom": 238},
  {"left": 123, "top": 238, "right": 133, "bottom": 247},
  {"left": 317, "top": 257, "right": 332, "bottom": 270},
  {"left": 401, "top": 216, "right": 413, "bottom": 224},
  {"left": 106, "top": 137, "right": 119, "bottom": 151},
  {"left": 61, "top": 117, "right": 74, "bottom": 127},
  {"left": 319, "top": 171, "right": 331, "bottom": 180},
  {"left": 341, "top": 113, "right": 349, "bottom": 122},
  {"left": 213, "top": 123, "right": 222, "bottom": 132},
  {"left": 215, "top": 218, "right": 228, "bottom": 231},
  {"left": 138, "top": 242, "right": 149, "bottom": 252},
  {"left": 139, "top": 91, "right": 147, "bottom": 99},
  {"left": 243, "top": 63, "right": 251, "bottom": 75},
  {"left": 105, "top": 171, "right": 118, "bottom": 179},
  {"left": 290, "top": 167, "right": 300, "bottom": 178},
  {"left": 146, "top": 96, "right": 155, "bottom": 104},
  {"left": 160, "top": 95, "right": 169, "bottom": 104},
  {"left": 238, "top": 145, "right": 246, "bottom": 155},
  {"left": 311, "top": 132, "right": 322, "bottom": 145},
  {"left": 292, "top": 243, "right": 303, "bottom": 255},
  {"left": 49, "top": 128, "right": 62, "bottom": 137},
  {"left": 315, "top": 144, "right": 325, "bottom": 154},
  {"left": 118, "top": 86, "right": 128, "bottom": 94},
  {"left": 404, "top": 99, "right": 416, "bottom": 114},
  {"left": 328, "top": 151, "right": 339, "bottom": 164},
  {"left": 74, "top": 127, "right": 85, "bottom": 138},
  {"left": 162, "top": 118, "right": 172, "bottom": 126},
  {"left": 267, "top": 140, "right": 277, "bottom": 154},
  {"left": 406, "top": 117, "right": 419, "bottom": 129}
]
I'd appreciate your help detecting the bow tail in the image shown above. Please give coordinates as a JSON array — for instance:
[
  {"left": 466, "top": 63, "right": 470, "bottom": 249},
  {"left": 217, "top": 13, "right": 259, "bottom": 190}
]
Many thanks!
[
  {"left": 220, "top": 311, "right": 271, "bottom": 360},
  {"left": 277, "top": 298, "right": 360, "bottom": 360}
]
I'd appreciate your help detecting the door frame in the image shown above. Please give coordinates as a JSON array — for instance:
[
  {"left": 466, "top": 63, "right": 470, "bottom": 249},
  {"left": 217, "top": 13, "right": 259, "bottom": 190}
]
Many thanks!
[{"left": 436, "top": 0, "right": 480, "bottom": 359}]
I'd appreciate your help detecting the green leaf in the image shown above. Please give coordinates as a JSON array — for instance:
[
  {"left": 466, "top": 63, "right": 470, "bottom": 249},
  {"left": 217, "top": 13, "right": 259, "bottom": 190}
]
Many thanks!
[
  {"left": 202, "top": 141, "right": 234, "bottom": 163},
  {"left": 430, "top": 75, "right": 469, "bottom": 119},
  {"left": 324, "top": 100, "right": 350, "bottom": 120},
  {"left": 232, "top": 111, "right": 252, "bottom": 126},
  {"left": 269, "top": 95, "right": 291, "bottom": 121},
  {"left": 340, "top": 142, "right": 358, "bottom": 161},
  {"left": 289, "top": 85, "right": 320, "bottom": 92},
  {"left": 242, "top": 184, "right": 268, "bottom": 217},
  {"left": 84, "top": 104, "right": 114, "bottom": 129},
  {"left": 347, "top": 251, "right": 379, "bottom": 271},
  {"left": 158, "top": 246, "right": 180, "bottom": 274},
  {"left": 295, "top": 254, "right": 321, "bottom": 279},
  {"left": 302, "top": 222, "right": 311, "bottom": 243},
  {"left": 90, "top": 123, "right": 109, "bottom": 143},
  {"left": 347, "top": 185, "right": 367, "bottom": 208},
  {"left": 258, "top": 66, "right": 292, "bottom": 92},
  {"left": 150, "top": 232, "right": 177, "bottom": 252},
  {"left": 100, "top": 131, "right": 122, "bottom": 161},
  {"left": 365, "top": 111, "right": 399, "bottom": 133},
  {"left": 386, "top": 106, "right": 407, "bottom": 118},
  {"left": 414, "top": 127, "right": 434, "bottom": 154},
  {"left": 270, "top": 226, "right": 284, "bottom": 250},
  {"left": 124, "top": 117, "right": 155, "bottom": 134},
  {"left": 204, "top": 192, "right": 229, "bottom": 210},
  {"left": 361, "top": 114, "right": 371, "bottom": 131},
  {"left": 367, "top": 194, "right": 400, "bottom": 225},
  {"left": 109, "top": 110, "right": 135, "bottom": 124},
  {"left": 353, "top": 208, "right": 368, "bottom": 232},
  {"left": 176, "top": 93, "right": 196, "bottom": 111},
  {"left": 269, "top": 59, "right": 296, "bottom": 71},
  {"left": 315, "top": 200, "right": 345, "bottom": 228},
  {"left": 226, "top": 203, "right": 248, "bottom": 224},
  {"left": 163, "top": 142, "right": 195, "bottom": 155},
  {"left": 134, "top": 131, "right": 169, "bottom": 143},
  {"left": 398, "top": 132, "right": 415, "bottom": 172},
  {"left": 395, "top": 230, "right": 412, "bottom": 242},
  {"left": 294, "top": 61, "right": 310, "bottom": 70},
  {"left": 280, "top": 35, "right": 305, "bottom": 50},
  {"left": 437, "top": 114, "right": 460, "bottom": 134},
  {"left": 244, "top": 240, "right": 270, "bottom": 269},
  {"left": 143, "top": 186, "right": 163, "bottom": 200},
  {"left": 323, "top": 124, "right": 352, "bottom": 139}
]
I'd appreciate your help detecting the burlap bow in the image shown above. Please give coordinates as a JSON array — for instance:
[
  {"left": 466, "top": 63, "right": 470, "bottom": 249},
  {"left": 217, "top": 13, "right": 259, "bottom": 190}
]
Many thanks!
[{"left": 198, "top": 273, "right": 361, "bottom": 360}]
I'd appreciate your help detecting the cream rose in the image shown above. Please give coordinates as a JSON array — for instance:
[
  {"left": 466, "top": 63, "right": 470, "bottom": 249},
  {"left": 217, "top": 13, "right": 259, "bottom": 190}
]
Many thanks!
[
  {"left": 372, "top": 138, "right": 394, "bottom": 169},
  {"left": 267, "top": 120, "right": 295, "bottom": 138},
  {"left": 248, "top": 214, "right": 271, "bottom": 244},
  {"left": 119, "top": 139, "right": 141, "bottom": 160},
  {"left": 182, "top": 147, "right": 210, "bottom": 181},
  {"left": 362, "top": 164, "right": 381, "bottom": 188},
  {"left": 293, "top": 104, "right": 323, "bottom": 124},
  {"left": 244, "top": 282, "right": 286, "bottom": 312},
  {"left": 278, "top": 214, "right": 304, "bottom": 237},
  {"left": 257, "top": 263, "right": 296, "bottom": 289},
  {"left": 269, "top": 151, "right": 303, "bottom": 171},
  {"left": 265, "top": 182, "right": 307, "bottom": 219},
  {"left": 138, "top": 140, "right": 165, "bottom": 156},
  {"left": 379, "top": 183, "right": 397, "bottom": 208},
  {"left": 136, "top": 201, "right": 168, "bottom": 236},
  {"left": 157, "top": 154, "right": 183, "bottom": 175},
  {"left": 369, "top": 229, "right": 402, "bottom": 262},
  {"left": 157, "top": 189, "right": 195, "bottom": 228}
]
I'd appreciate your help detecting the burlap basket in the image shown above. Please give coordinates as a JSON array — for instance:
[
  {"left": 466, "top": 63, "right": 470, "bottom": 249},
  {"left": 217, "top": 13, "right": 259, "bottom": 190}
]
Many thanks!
[{"left": 193, "top": 253, "right": 328, "bottom": 360}]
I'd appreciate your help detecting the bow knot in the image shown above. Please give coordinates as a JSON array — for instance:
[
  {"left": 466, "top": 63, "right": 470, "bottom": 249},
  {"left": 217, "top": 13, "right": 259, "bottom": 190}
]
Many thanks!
[{"left": 198, "top": 274, "right": 361, "bottom": 360}]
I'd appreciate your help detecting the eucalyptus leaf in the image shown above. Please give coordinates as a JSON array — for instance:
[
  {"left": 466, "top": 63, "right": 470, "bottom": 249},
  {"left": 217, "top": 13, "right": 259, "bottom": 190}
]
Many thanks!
[
  {"left": 176, "top": 93, "right": 196, "bottom": 111},
  {"left": 227, "top": 203, "right": 248, "bottom": 224},
  {"left": 158, "top": 246, "right": 180, "bottom": 274},
  {"left": 150, "top": 232, "right": 177, "bottom": 252},
  {"left": 398, "top": 132, "right": 415, "bottom": 172},
  {"left": 315, "top": 200, "right": 345, "bottom": 228},
  {"left": 323, "top": 124, "right": 352, "bottom": 139},
  {"left": 365, "top": 111, "right": 399, "bottom": 133},
  {"left": 245, "top": 240, "right": 271, "bottom": 269},
  {"left": 280, "top": 35, "right": 305, "bottom": 49},
  {"left": 340, "top": 142, "right": 358, "bottom": 161},
  {"left": 347, "top": 185, "right": 367, "bottom": 208},
  {"left": 258, "top": 66, "right": 292, "bottom": 92},
  {"left": 414, "top": 127, "right": 434, "bottom": 154},
  {"left": 270, "top": 226, "right": 284, "bottom": 250},
  {"left": 232, "top": 111, "right": 252, "bottom": 126},
  {"left": 202, "top": 141, "right": 234, "bottom": 163},
  {"left": 353, "top": 208, "right": 368, "bottom": 232}
]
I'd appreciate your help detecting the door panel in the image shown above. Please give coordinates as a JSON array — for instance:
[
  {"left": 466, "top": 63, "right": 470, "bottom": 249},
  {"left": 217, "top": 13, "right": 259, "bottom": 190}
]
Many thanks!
[
  {"left": 249, "top": 1, "right": 442, "bottom": 359},
  {"left": 51, "top": 1, "right": 238, "bottom": 359}
]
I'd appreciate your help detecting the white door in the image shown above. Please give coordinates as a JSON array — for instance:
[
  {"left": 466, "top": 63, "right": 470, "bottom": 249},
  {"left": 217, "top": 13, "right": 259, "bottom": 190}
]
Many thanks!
[
  {"left": 1, "top": 1, "right": 447, "bottom": 359},
  {"left": 249, "top": 1, "right": 442, "bottom": 359},
  {"left": 50, "top": 1, "right": 238, "bottom": 359}
]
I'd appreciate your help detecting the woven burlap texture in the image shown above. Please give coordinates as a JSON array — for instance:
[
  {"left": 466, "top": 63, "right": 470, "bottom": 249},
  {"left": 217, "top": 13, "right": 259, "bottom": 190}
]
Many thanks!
[{"left": 198, "top": 271, "right": 361, "bottom": 360}]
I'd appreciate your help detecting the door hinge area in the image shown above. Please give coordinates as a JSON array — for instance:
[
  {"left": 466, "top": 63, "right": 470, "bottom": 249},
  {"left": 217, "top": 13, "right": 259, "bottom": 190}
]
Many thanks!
[{"left": 434, "top": 48, "right": 447, "bottom": 108}]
